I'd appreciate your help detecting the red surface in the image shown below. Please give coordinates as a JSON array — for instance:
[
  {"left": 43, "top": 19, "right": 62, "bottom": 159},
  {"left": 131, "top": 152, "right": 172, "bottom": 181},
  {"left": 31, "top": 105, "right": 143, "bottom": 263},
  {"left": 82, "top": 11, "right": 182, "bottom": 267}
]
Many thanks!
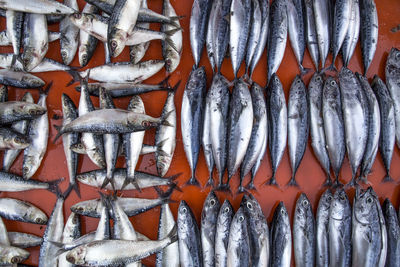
[{"left": 0, "top": 0, "right": 400, "bottom": 265}]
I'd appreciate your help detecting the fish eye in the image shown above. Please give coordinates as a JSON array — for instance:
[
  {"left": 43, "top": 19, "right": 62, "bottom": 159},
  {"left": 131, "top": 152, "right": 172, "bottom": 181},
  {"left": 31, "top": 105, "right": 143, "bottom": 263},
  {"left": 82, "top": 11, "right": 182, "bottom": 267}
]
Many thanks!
[
  {"left": 141, "top": 121, "right": 150, "bottom": 127},
  {"left": 22, "top": 166, "right": 29, "bottom": 173},
  {"left": 246, "top": 202, "right": 253, "bottom": 210},
  {"left": 280, "top": 209, "right": 285, "bottom": 215},
  {"left": 35, "top": 218, "right": 44, "bottom": 224},
  {"left": 297, "top": 79, "right": 301, "bottom": 84},
  {"left": 367, "top": 197, "right": 373, "bottom": 203},
  {"left": 73, "top": 13, "right": 81, "bottom": 19},
  {"left": 11, "top": 257, "right": 20, "bottom": 263},
  {"left": 239, "top": 216, "right": 244, "bottom": 222},
  {"left": 14, "top": 137, "right": 23, "bottom": 144},
  {"left": 302, "top": 200, "right": 308, "bottom": 206},
  {"left": 316, "top": 76, "right": 321, "bottom": 81},
  {"left": 224, "top": 207, "right": 230, "bottom": 213},
  {"left": 111, "top": 40, "right": 118, "bottom": 49},
  {"left": 339, "top": 195, "right": 345, "bottom": 201},
  {"left": 61, "top": 51, "right": 68, "bottom": 59},
  {"left": 330, "top": 81, "right": 335, "bottom": 86},
  {"left": 210, "top": 199, "right": 216, "bottom": 206},
  {"left": 29, "top": 109, "right": 36, "bottom": 115},
  {"left": 396, "top": 53, "right": 400, "bottom": 60},
  {"left": 327, "top": 196, "right": 332, "bottom": 201},
  {"left": 182, "top": 207, "right": 187, "bottom": 213}
]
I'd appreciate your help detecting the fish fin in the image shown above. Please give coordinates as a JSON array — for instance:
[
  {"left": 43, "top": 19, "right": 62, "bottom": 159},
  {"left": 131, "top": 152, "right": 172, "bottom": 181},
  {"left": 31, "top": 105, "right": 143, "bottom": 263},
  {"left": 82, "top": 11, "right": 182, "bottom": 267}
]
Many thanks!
[
  {"left": 46, "top": 177, "right": 64, "bottom": 196},
  {"left": 52, "top": 124, "right": 63, "bottom": 143},
  {"left": 322, "top": 175, "right": 332, "bottom": 187},
  {"left": 322, "top": 63, "right": 337, "bottom": 73},
  {"left": 160, "top": 110, "right": 174, "bottom": 127},
  {"left": 300, "top": 66, "right": 311, "bottom": 76},
  {"left": 245, "top": 181, "right": 256, "bottom": 191},
  {"left": 185, "top": 176, "right": 200, "bottom": 187},
  {"left": 346, "top": 176, "right": 358, "bottom": 188},
  {"left": 41, "top": 81, "right": 53, "bottom": 95},
  {"left": 287, "top": 177, "right": 299, "bottom": 187},
  {"left": 49, "top": 241, "right": 66, "bottom": 257},
  {"left": 100, "top": 177, "right": 115, "bottom": 190},
  {"left": 205, "top": 175, "right": 214, "bottom": 188},
  {"left": 154, "top": 184, "right": 175, "bottom": 201},
  {"left": 265, "top": 175, "right": 278, "bottom": 187},
  {"left": 164, "top": 28, "right": 181, "bottom": 37},
  {"left": 66, "top": 182, "right": 81, "bottom": 198},
  {"left": 66, "top": 70, "right": 81, "bottom": 86},
  {"left": 121, "top": 176, "right": 142, "bottom": 191},
  {"left": 215, "top": 183, "right": 232, "bottom": 195},
  {"left": 167, "top": 224, "right": 178, "bottom": 243},
  {"left": 381, "top": 175, "right": 394, "bottom": 183},
  {"left": 164, "top": 36, "right": 179, "bottom": 54}
]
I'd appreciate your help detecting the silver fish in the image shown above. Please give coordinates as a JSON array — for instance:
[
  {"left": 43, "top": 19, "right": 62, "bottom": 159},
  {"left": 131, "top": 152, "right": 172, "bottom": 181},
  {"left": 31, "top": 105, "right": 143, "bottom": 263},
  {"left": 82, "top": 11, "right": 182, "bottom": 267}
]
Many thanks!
[
  {"left": 0, "top": 198, "right": 47, "bottom": 224},
  {"left": 0, "top": 0, "right": 75, "bottom": 14},
  {"left": 240, "top": 82, "right": 267, "bottom": 191},
  {"left": 322, "top": 77, "right": 345, "bottom": 186},
  {"left": 181, "top": 66, "right": 206, "bottom": 186},
  {"left": 359, "top": 0, "right": 378, "bottom": 75},
  {"left": 0, "top": 54, "right": 71, "bottom": 72},
  {"left": 215, "top": 200, "right": 234, "bottom": 267},
  {"left": 245, "top": 0, "right": 262, "bottom": 75},
  {"left": 316, "top": 189, "right": 333, "bottom": 267},
  {"left": 341, "top": 0, "right": 360, "bottom": 67},
  {"left": 58, "top": 212, "right": 80, "bottom": 267},
  {"left": 293, "top": 193, "right": 315, "bottom": 267},
  {"left": 0, "top": 69, "right": 45, "bottom": 88},
  {"left": 270, "top": 202, "right": 292, "bottom": 267},
  {"left": 0, "top": 101, "right": 46, "bottom": 125},
  {"left": 8, "top": 232, "right": 43, "bottom": 249},
  {"left": 227, "top": 207, "right": 250, "bottom": 267},
  {"left": 0, "top": 171, "right": 61, "bottom": 193},
  {"left": 60, "top": 0, "right": 79, "bottom": 65},
  {"left": 266, "top": 74, "right": 287, "bottom": 186},
  {"left": 5, "top": 10, "right": 23, "bottom": 56},
  {"left": 212, "top": 0, "right": 232, "bottom": 72},
  {"left": 308, "top": 73, "right": 331, "bottom": 185},
  {"left": 372, "top": 75, "right": 395, "bottom": 182},
  {"left": 79, "top": 3, "right": 99, "bottom": 67},
  {"left": 190, "top": 0, "right": 212, "bottom": 67},
  {"left": 162, "top": 0, "right": 182, "bottom": 73},
  {"left": 203, "top": 85, "right": 215, "bottom": 187},
  {"left": 338, "top": 68, "right": 368, "bottom": 186},
  {"left": 201, "top": 191, "right": 220, "bottom": 266},
  {"left": 313, "top": 0, "right": 330, "bottom": 69},
  {"left": 267, "top": 0, "right": 287, "bottom": 80},
  {"left": 206, "top": 0, "right": 218, "bottom": 71},
  {"left": 130, "top": 0, "right": 150, "bottom": 65},
  {"left": 329, "top": 188, "right": 351, "bottom": 267},
  {"left": 304, "top": 0, "right": 319, "bottom": 70},
  {"left": 383, "top": 198, "right": 400, "bottom": 266},
  {"left": 0, "top": 85, "right": 7, "bottom": 102},
  {"left": 0, "top": 128, "right": 29, "bottom": 150},
  {"left": 156, "top": 203, "right": 179, "bottom": 267}
]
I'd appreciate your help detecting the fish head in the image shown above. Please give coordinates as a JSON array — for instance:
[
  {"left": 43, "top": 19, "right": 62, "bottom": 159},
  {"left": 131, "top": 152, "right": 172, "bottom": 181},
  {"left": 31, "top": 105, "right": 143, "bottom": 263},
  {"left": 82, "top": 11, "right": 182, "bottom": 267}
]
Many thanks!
[
  {"left": 66, "top": 246, "right": 87, "bottom": 265},
  {"left": 319, "top": 189, "right": 333, "bottom": 212},
  {"left": 0, "top": 246, "right": 29, "bottom": 264},
  {"left": 21, "top": 48, "right": 42, "bottom": 72},
  {"left": 71, "top": 199, "right": 101, "bottom": 217},
  {"left": 354, "top": 187, "right": 379, "bottom": 224},
  {"left": 76, "top": 171, "right": 97, "bottom": 185},
  {"left": 25, "top": 207, "right": 47, "bottom": 224},
  {"left": 201, "top": 191, "right": 220, "bottom": 227},
  {"left": 22, "top": 156, "right": 37, "bottom": 179},
  {"left": 382, "top": 198, "right": 398, "bottom": 228},
  {"left": 108, "top": 29, "right": 127, "bottom": 58},
  {"left": 79, "top": 50, "right": 89, "bottom": 67},
  {"left": 6, "top": 135, "right": 29, "bottom": 150},
  {"left": 218, "top": 200, "right": 234, "bottom": 227},
  {"left": 21, "top": 103, "right": 46, "bottom": 117},
  {"left": 61, "top": 48, "right": 73, "bottom": 66},
  {"left": 70, "top": 13, "right": 92, "bottom": 30},
  {"left": 295, "top": 193, "right": 311, "bottom": 226},
  {"left": 178, "top": 200, "right": 196, "bottom": 232},
  {"left": 70, "top": 143, "right": 86, "bottom": 154},
  {"left": 387, "top": 47, "right": 400, "bottom": 69},
  {"left": 330, "top": 189, "right": 349, "bottom": 220},
  {"left": 156, "top": 153, "right": 172, "bottom": 177},
  {"left": 21, "top": 75, "right": 45, "bottom": 88},
  {"left": 323, "top": 77, "right": 339, "bottom": 102},
  {"left": 128, "top": 113, "right": 160, "bottom": 130},
  {"left": 231, "top": 207, "right": 247, "bottom": 232},
  {"left": 274, "top": 202, "right": 289, "bottom": 226}
]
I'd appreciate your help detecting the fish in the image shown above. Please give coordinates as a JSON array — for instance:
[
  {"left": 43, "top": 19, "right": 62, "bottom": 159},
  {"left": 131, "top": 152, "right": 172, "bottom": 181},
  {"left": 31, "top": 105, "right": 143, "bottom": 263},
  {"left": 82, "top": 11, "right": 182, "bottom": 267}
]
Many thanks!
[
  {"left": 322, "top": 77, "right": 345, "bottom": 186},
  {"left": 0, "top": 101, "right": 46, "bottom": 125},
  {"left": 58, "top": 212, "right": 81, "bottom": 267},
  {"left": 8, "top": 232, "right": 43, "bottom": 248},
  {"left": 76, "top": 168, "right": 180, "bottom": 191},
  {"left": 241, "top": 194, "right": 269, "bottom": 267},
  {"left": 357, "top": 73, "right": 380, "bottom": 182},
  {"left": 156, "top": 83, "right": 178, "bottom": 177},
  {"left": 209, "top": 74, "right": 230, "bottom": 188},
  {"left": 304, "top": 0, "right": 319, "bottom": 70},
  {"left": 181, "top": 66, "right": 206, "bottom": 186},
  {"left": 270, "top": 202, "right": 292, "bottom": 267},
  {"left": 266, "top": 74, "right": 287, "bottom": 186},
  {"left": 338, "top": 68, "right": 368, "bottom": 186},
  {"left": 0, "top": 69, "right": 45, "bottom": 88},
  {"left": 287, "top": 0, "right": 309, "bottom": 75},
  {"left": 385, "top": 48, "right": 400, "bottom": 148},
  {"left": 248, "top": 0, "right": 269, "bottom": 76},
  {"left": 61, "top": 93, "right": 79, "bottom": 197},
  {"left": 59, "top": 0, "right": 79, "bottom": 65},
  {"left": 240, "top": 82, "right": 267, "bottom": 191},
  {"left": 39, "top": 197, "right": 65, "bottom": 267},
  {"left": 225, "top": 78, "right": 253, "bottom": 191},
  {"left": 190, "top": 0, "right": 212, "bottom": 67},
  {"left": 0, "top": 85, "right": 7, "bottom": 102},
  {"left": 359, "top": 0, "right": 378, "bottom": 75},
  {"left": 93, "top": 198, "right": 111, "bottom": 241},
  {"left": 316, "top": 189, "right": 333, "bottom": 267},
  {"left": 313, "top": 0, "right": 331, "bottom": 69},
  {"left": 382, "top": 198, "right": 400, "bottom": 266},
  {"left": 156, "top": 203, "right": 179, "bottom": 267},
  {"left": 201, "top": 191, "right": 220, "bottom": 266},
  {"left": 227, "top": 207, "right": 250, "bottom": 267},
  {"left": 162, "top": 0, "right": 182, "bottom": 73},
  {"left": 212, "top": 0, "right": 232, "bottom": 72},
  {"left": 5, "top": 10, "right": 23, "bottom": 56},
  {"left": 0, "top": 128, "right": 29, "bottom": 150},
  {"left": 287, "top": 75, "right": 308, "bottom": 187},
  {"left": 0, "top": 171, "right": 62, "bottom": 193},
  {"left": 107, "top": 0, "right": 141, "bottom": 57},
  {"left": 130, "top": 0, "right": 150, "bottom": 65},
  {"left": 0, "top": 0, "right": 75, "bottom": 14},
  {"left": 329, "top": 188, "right": 351, "bottom": 267},
  {"left": 23, "top": 85, "right": 50, "bottom": 179},
  {"left": 177, "top": 200, "right": 202, "bottom": 267},
  {"left": 206, "top": 0, "right": 218, "bottom": 71},
  {"left": 308, "top": 73, "right": 331, "bottom": 185},
  {"left": 352, "top": 187, "right": 385, "bottom": 267},
  {"left": 341, "top": 0, "right": 360, "bottom": 67},
  {"left": 0, "top": 198, "right": 47, "bottom": 224},
  {"left": 0, "top": 54, "right": 72, "bottom": 72},
  {"left": 293, "top": 193, "right": 315, "bottom": 267},
  {"left": 371, "top": 75, "right": 395, "bottom": 182},
  {"left": 267, "top": 0, "right": 287, "bottom": 81},
  {"left": 215, "top": 200, "right": 234, "bottom": 267},
  {"left": 203, "top": 85, "right": 215, "bottom": 187},
  {"left": 329, "top": 0, "right": 352, "bottom": 70},
  {"left": 245, "top": 0, "right": 262, "bottom": 76},
  {"left": 22, "top": 13, "right": 48, "bottom": 71},
  {"left": 79, "top": 3, "right": 99, "bottom": 67}
]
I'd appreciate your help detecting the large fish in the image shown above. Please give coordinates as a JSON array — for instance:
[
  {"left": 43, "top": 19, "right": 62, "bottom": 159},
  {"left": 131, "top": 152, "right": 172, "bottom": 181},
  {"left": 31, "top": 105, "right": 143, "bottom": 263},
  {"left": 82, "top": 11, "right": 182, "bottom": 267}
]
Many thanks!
[
  {"left": 359, "top": 0, "right": 378, "bottom": 75},
  {"left": 227, "top": 207, "right": 250, "bottom": 267},
  {"left": 156, "top": 203, "right": 179, "bottom": 267},
  {"left": 190, "top": 0, "right": 212, "bottom": 67},
  {"left": 181, "top": 66, "right": 206, "bottom": 186},
  {"left": 382, "top": 198, "right": 400, "bottom": 266},
  {"left": 316, "top": 189, "right": 333, "bottom": 267},
  {"left": 203, "top": 86, "right": 215, "bottom": 187},
  {"left": 215, "top": 200, "right": 234, "bottom": 267},
  {"left": 304, "top": 0, "right": 319, "bottom": 70},
  {"left": 201, "top": 191, "right": 220, "bottom": 266},
  {"left": 313, "top": 0, "right": 331, "bottom": 69},
  {"left": 245, "top": 0, "right": 262, "bottom": 76},
  {"left": 270, "top": 202, "right": 292, "bottom": 267},
  {"left": 266, "top": 74, "right": 287, "bottom": 186},
  {"left": 212, "top": 0, "right": 232, "bottom": 72},
  {"left": 341, "top": 0, "right": 360, "bottom": 67}
]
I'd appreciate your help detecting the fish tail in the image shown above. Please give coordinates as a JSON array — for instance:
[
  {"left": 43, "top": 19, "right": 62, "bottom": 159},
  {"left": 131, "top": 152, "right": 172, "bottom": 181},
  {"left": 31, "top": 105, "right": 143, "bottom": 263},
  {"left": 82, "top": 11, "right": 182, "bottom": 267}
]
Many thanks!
[
  {"left": 237, "top": 185, "right": 247, "bottom": 194},
  {"left": 154, "top": 185, "right": 176, "bottom": 203},
  {"left": 322, "top": 174, "right": 332, "bottom": 187},
  {"left": 40, "top": 81, "right": 53, "bottom": 95},
  {"left": 167, "top": 172, "right": 182, "bottom": 182},
  {"left": 164, "top": 35, "right": 179, "bottom": 53},
  {"left": 167, "top": 224, "right": 178, "bottom": 243},
  {"left": 100, "top": 177, "right": 115, "bottom": 190},
  {"left": 121, "top": 176, "right": 141, "bottom": 191},
  {"left": 245, "top": 178, "right": 256, "bottom": 190},
  {"left": 205, "top": 174, "right": 215, "bottom": 188},
  {"left": 52, "top": 124, "right": 63, "bottom": 143},
  {"left": 265, "top": 174, "right": 278, "bottom": 186},
  {"left": 346, "top": 177, "right": 358, "bottom": 188},
  {"left": 300, "top": 65, "right": 311, "bottom": 76},
  {"left": 382, "top": 174, "right": 394, "bottom": 183},
  {"left": 287, "top": 176, "right": 299, "bottom": 187},
  {"left": 322, "top": 63, "right": 337, "bottom": 73},
  {"left": 333, "top": 177, "right": 343, "bottom": 188},
  {"left": 169, "top": 79, "right": 181, "bottom": 94},
  {"left": 50, "top": 241, "right": 67, "bottom": 257},
  {"left": 185, "top": 176, "right": 200, "bottom": 187},
  {"left": 164, "top": 28, "right": 181, "bottom": 37},
  {"left": 158, "top": 75, "right": 171, "bottom": 87},
  {"left": 160, "top": 110, "right": 174, "bottom": 127},
  {"left": 66, "top": 70, "right": 81, "bottom": 86},
  {"left": 47, "top": 177, "right": 64, "bottom": 196},
  {"left": 67, "top": 182, "right": 81, "bottom": 198}
]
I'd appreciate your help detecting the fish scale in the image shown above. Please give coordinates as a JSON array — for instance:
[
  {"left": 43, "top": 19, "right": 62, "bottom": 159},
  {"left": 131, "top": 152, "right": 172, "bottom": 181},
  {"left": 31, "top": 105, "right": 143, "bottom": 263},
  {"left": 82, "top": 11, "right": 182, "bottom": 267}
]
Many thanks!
[{"left": 359, "top": 0, "right": 378, "bottom": 75}]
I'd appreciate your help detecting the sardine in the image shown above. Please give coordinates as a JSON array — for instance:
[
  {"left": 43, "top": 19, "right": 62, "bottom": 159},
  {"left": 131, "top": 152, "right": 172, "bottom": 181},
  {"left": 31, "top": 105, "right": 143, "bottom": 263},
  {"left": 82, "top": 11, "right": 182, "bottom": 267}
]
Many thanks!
[
  {"left": 215, "top": 200, "right": 234, "bottom": 267},
  {"left": 206, "top": 0, "right": 217, "bottom": 71},
  {"left": 0, "top": 0, "right": 75, "bottom": 14},
  {"left": 359, "top": 0, "right": 378, "bottom": 75},
  {"left": 316, "top": 189, "right": 333, "bottom": 267},
  {"left": 0, "top": 128, "right": 29, "bottom": 150},
  {"left": 78, "top": 3, "right": 99, "bottom": 67},
  {"left": 313, "top": 0, "right": 330, "bottom": 69},
  {"left": 190, "top": 0, "right": 212, "bottom": 67},
  {"left": 0, "top": 69, "right": 45, "bottom": 88},
  {"left": 0, "top": 171, "right": 61, "bottom": 193},
  {"left": 162, "top": 0, "right": 182, "bottom": 73},
  {"left": 227, "top": 207, "right": 250, "bottom": 267},
  {"left": 382, "top": 198, "right": 400, "bottom": 266},
  {"left": 8, "top": 232, "right": 43, "bottom": 248},
  {"left": 0, "top": 54, "right": 71, "bottom": 72},
  {"left": 304, "top": 0, "right": 319, "bottom": 70},
  {"left": 0, "top": 198, "right": 47, "bottom": 224},
  {"left": 203, "top": 86, "right": 215, "bottom": 187},
  {"left": 0, "top": 101, "right": 46, "bottom": 125},
  {"left": 58, "top": 212, "right": 80, "bottom": 267},
  {"left": 130, "top": 0, "right": 150, "bottom": 65},
  {"left": 201, "top": 191, "right": 220, "bottom": 266},
  {"left": 59, "top": 0, "right": 79, "bottom": 65},
  {"left": 270, "top": 202, "right": 292, "bottom": 267},
  {"left": 5, "top": 10, "right": 23, "bottom": 56},
  {"left": 341, "top": 0, "right": 360, "bottom": 67},
  {"left": 156, "top": 203, "right": 179, "bottom": 267}
]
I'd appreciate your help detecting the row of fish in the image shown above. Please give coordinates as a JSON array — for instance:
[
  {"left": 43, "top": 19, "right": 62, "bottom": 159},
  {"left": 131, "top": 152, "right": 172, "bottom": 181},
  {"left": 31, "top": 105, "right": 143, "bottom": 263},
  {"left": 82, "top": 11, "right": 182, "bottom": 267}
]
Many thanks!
[
  {"left": 190, "top": 0, "right": 378, "bottom": 79},
  {"left": 176, "top": 188, "right": 399, "bottom": 267}
]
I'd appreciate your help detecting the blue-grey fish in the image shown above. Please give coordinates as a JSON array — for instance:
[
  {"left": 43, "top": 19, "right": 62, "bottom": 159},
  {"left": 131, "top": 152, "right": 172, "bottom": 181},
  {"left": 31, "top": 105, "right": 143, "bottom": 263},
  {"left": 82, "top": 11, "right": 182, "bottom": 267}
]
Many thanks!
[
  {"left": 5, "top": 10, "right": 23, "bottom": 56},
  {"left": 79, "top": 3, "right": 99, "bottom": 67},
  {"left": 270, "top": 202, "right": 292, "bottom": 267},
  {"left": 215, "top": 200, "right": 234, "bottom": 267},
  {"left": 383, "top": 198, "right": 400, "bottom": 267},
  {"left": 0, "top": 0, "right": 76, "bottom": 14},
  {"left": 201, "top": 191, "right": 220, "bottom": 266},
  {"left": 341, "top": 0, "right": 360, "bottom": 67},
  {"left": 304, "top": 0, "right": 319, "bottom": 70},
  {"left": 212, "top": 0, "right": 232, "bottom": 72},
  {"left": 203, "top": 86, "right": 215, "bottom": 187},
  {"left": 156, "top": 203, "right": 179, "bottom": 267},
  {"left": 313, "top": 0, "right": 331, "bottom": 69},
  {"left": 227, "top": 207, "right": 250, "bottom": 267},
  {"left": 0, "top": 198, "right": 47, "bottom": 224},
  {"left": 245, "top": 0, "right": 262, "bottom": 76},
  {"left": 359, "top": 0, "right": 378, "bottom": 75},
  {"left": 316, "top": 189, "right": 333, "bottom": 267}
]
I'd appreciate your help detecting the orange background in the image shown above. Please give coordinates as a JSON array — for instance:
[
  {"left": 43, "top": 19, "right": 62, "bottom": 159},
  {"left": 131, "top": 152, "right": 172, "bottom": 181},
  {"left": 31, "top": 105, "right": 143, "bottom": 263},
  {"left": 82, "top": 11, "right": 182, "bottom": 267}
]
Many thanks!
[{"left": 1, "top": 0, "right": 400, "bottom": 265}]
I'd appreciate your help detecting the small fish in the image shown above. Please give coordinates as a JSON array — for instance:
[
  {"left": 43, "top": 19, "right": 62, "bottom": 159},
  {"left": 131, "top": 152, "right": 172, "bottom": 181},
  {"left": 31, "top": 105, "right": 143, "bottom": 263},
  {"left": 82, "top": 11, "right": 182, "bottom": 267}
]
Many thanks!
[
  {"left": 0, "top": 244, "right": 29, "bottom": 264},
  {"left": 0, "top": 54, "right": 71, "bottom": 72},
  {"left": 177, "top": 200, "right": 202, "bottom": 267},
  {"left": 0, "top": 171, "right": 62, "bottom": 193},
  {"left": 156, "top": 203, "right": 179, "bottom": 267},
  {"left": 316, "top": 189, "right": 333, "bottom": 267},
  {"left": 270, "top": 202, "right": 292, "bottom": 267},
  {"left": 359, "top": 0, "right": 378, "bottom": 75},
  {"left": 8, "top": 232, "right": 43, "bottom": 249},
  {"left": 78, "top": 3, "right": 99, "bottom": 67},
  {"left": 227, "top": 207, "right": 250, "bottom": 267},
  {"left": 0, "top": 128, "right": 29, "bottom": 150},
  {"left": 162, "top": 0, "right": 182, "bottom": 73},
  {"left": 304, "top": 0, "right": 319, "bottom": 70},
  {"left": 58, "top": 212, "right": 81, "bottom": 267},
  {"left": 181, "top": 66, "right": 206, "bottom": 186},
  {"left": 206, "top": 0, "right": 218, "bottom": 71},
  {"left": 130, "top": 0, "right": 150, "bottom": 65},
  {"left": 201, "top": 191, "right": 220, "bottom": 266},
  {"left": 5, "top": 10, "right": 23, "bottom": 56},
  {"left": 0, "top": 0, "right": 76, "bottom": 14},
  {"left": 0, "top": 101, "right": 46, "bottom": 125},
  {"left": 313, "top": 0, "right": 331, "bottom": 69},
  {"left": 59, "top": 0, "right": 79, "bottom": 65},
  {"left": 293, "top": 193, "right": 315, "bottom": 267},
  {"left": 0, "top": 69, "right": 45, "bottom": 88},
  {"left": 266, "top": 74, "right": 287, "bottom": 186},
  {"left": 382, "top": 198, "right": 400, "bottom": 266},
  {"left": 341, "top": 0, "right": 360, "bottom": 67},
  {"left": 215, "top": 200, "right": 234, "bottom": 267},
  {"left": 329, "top": 188, "right": 351, "bottom": 267},
  {"left": 372, "top": 75, "right": 395, "bottom": 182},
  {"left": 0, "top": 198, "right": 47, "bottom": 224}
]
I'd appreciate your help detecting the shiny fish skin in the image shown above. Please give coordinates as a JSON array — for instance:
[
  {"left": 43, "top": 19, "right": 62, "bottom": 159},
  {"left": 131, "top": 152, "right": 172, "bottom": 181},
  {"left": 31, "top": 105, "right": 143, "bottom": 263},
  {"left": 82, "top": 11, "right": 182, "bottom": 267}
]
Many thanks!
[
  {"left": 245, "top": 0, "right": 262, "bottom": 75},
  {"left": 341, "top": 0, "right": 360, "bottom": 67},
  {"left": 270, "top": 202, "right": 292, "bottom": 267},
  {"left": 0, "top": 0, "right": 75, "bottom": 14},
  {"left": 5, "top": 10, "right": 23, "bottom": 56},
  {"left": 385, "top": 48, "right": 400, "bottom": 148},
  {"left": 308, "top": 73, "right": 331, "bottom": 185},
  {"left": 266, "top": 74, "right": 287, "bottom": 186},
  {"left": 241, "top": 194, "right": 269, "bottom": 267},
  {"left": 352, "top": 187, "right": 384, "bottom": 267},
  {"left": 322, "top": 77, "right": 345, "bottom": 186},
  {"left": 177, "top": 200, "right": 202, "bottom": 267},
  {"left": 0, "top": 127, "right": 29, "bottom": 150},
  {"left": 190, "top": 0, "right": 212, "bottom": 67},
  {"left": 130, "top": 0, "right": 150, "bottom": 65},
  {"left": 240, "top": 82, "right": 267, "bottom": 191},
  {"left": 0, "top": 171, "right": 61, "bottom": 192},
  {"left": 313, "top": 0, "right": 330, "bottom": 69},
  {"left": 287, "top": 75, "right": 308, "bottom": 187},
  {"left": 206, "top": 0, "right": 217, "bottom": 71},
  {"left": 0, "top": 85, "right": 7, "bottom": 102},
  {"left": 0, "top": 54, "right": 71, "bottom": 72},
  {"left": 293, "top": 193, "right": 315, "bottom": 267},
  {"left": 0, "top": 69, "right": 45, "bottom": 88},
  {"left": 201, "top": 191, "right": 220, "bottom": 267},
  {"left": 0, "top": 101, "right": 46, "bottom": 125},
  {"left": 203, "top": 87, "right": 215, "bottom": 186},
  {"left": 162, "top": 0, "right": 182, "bottom": 73},
  {"left": 156, "top": 203, "right": 179, "bottom": 267},
  {"left": 359, "top": 0, "right": 378, "bottom": 75},
  {"left": 213, "top": 0, "right": 232, "bottom": 72},
  {"left": 316, "top": 189, "right": 332, "bottom": 267},
  {"left": 329, "top": 188, "right": 351, "bottom": 267},
  {"left": 304, "top": 0, "right": 319, "bottom": 70},
  {"left": 8, "top": 232, "right": 43, "bottom": 249},
  {"left": 226, "top": 78, "right": 253, "bottom": 190},
  {"left": 267, "top": 0, "right": 287, "bottom": 81},
  {"left": 357, "top": 73, "right": 380, "bottom": 181},
  {"left": 58, "top": 212, "right": 81, "bottom": 267},
  {"left": 215, "top": 200, "right": 234, "bottom": 267},
  {"left": 209, "top": 74, "right": 230, "bottom": 187},
  {"left": 181, "top": 66, "right": 206, "bottom": 186},
  {"left": 0, "top": 198, "right": 47, "bottom": 224},
  {"left": 372, "top": 76, "right": 395, "bottom": 182},
  {"left": 338, "top": 68, "right": 368, "bottom": 186},
  {"left": 79, "top": 3, "right": 99, "bottom": 67},
  {"left": 60, "top": 0, "right": 79, "bottom": 65},
  {"left": 383, "top": 198, "right": 400, "bottom": 266},
  {"left": 227, "top": 207, "right": 250, "bottom": 267}
]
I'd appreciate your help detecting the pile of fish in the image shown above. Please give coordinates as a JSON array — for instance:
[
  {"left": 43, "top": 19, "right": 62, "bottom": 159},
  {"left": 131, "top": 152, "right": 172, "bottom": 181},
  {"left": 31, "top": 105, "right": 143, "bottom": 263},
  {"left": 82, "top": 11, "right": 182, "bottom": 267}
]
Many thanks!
[{"left": 177, "top": 188, "right": 399, "bottom": 266}]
